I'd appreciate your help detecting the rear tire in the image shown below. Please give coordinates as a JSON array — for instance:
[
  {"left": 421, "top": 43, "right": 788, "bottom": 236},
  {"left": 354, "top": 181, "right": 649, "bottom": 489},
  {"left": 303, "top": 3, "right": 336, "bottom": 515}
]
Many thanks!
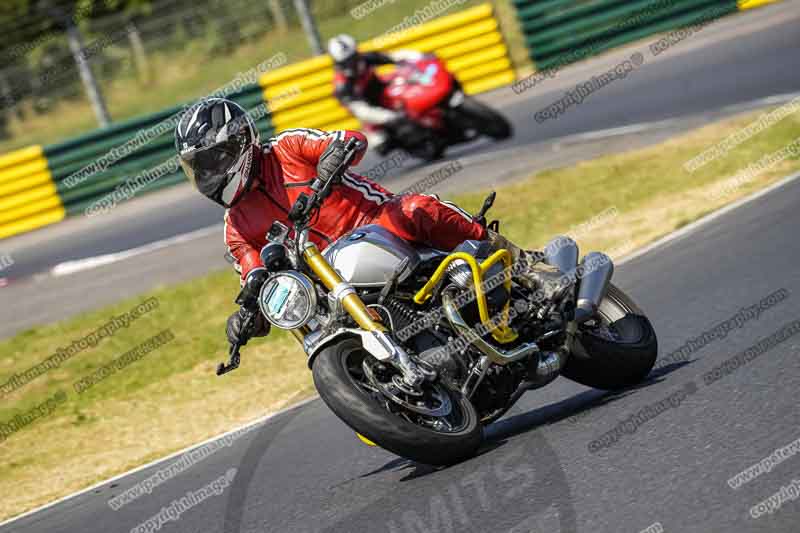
[
  {"left": 313, "top": 338, "right": 483, "bottom": 465},
  {"left": 458, "top": 96, "right": 513, "bottom": 140},
  {"left": 409, "top": 136, "right": 447, "bottom": 162},
  {"left": 562, "top": 284, "right": 658, "bottom": 390},
  {"left": 386, "top": 118, "right": 446, "bottom": 162}
]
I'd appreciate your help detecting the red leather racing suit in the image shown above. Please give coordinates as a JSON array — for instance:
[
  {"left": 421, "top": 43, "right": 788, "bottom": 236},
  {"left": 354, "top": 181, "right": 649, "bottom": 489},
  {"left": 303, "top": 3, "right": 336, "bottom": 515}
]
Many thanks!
[{"left": 224, "top": 128, "right": 486, "bottom": 281}]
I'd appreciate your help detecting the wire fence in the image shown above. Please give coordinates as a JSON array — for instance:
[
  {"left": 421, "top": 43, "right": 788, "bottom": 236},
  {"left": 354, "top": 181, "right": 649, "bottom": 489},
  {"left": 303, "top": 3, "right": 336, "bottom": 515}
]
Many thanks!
[
  {"left": 0, "top": 0, "right": 374, "bottom": 140},
  {"left": 1, "top": 0, "right": 279, "bottom": 111}
]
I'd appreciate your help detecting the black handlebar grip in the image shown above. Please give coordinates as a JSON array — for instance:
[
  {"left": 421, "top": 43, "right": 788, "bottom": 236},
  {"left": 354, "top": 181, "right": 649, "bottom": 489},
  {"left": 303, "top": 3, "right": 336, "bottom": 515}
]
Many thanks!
[{"left": 344, "top": 137, "right": 360, "bottom": 151}]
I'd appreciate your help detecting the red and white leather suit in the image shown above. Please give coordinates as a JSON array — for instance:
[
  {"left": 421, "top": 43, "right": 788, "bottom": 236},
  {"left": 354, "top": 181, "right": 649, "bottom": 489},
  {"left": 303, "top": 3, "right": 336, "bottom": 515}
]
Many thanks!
[{"left": 224, "top": 128, "right": 485, "bottom": 281}]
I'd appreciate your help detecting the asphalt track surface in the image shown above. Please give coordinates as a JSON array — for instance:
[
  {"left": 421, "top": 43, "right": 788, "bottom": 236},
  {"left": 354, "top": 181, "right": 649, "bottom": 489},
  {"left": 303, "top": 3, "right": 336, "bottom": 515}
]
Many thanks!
[
  {"left": 2, "top": 3, "right": 800, "bottom": 532},
  {"left": 1, "top": 3, "right": 800, "bottom": 337},
  {"left": 5, "top": 157, "right": 800, "bottom": 533}
]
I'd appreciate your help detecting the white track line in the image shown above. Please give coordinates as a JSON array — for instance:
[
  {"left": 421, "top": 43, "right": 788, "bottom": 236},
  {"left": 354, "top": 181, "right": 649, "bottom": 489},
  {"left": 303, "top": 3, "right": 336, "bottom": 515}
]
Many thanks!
[
  {"left": 463, "top": 91, "right": 800, "bottom": 166},
  {"left": 554, "top": 91, "right": 800, "bottom": 148},
  {"left": 618, "top": 169, "right": 800, "bottom": 265},
  {"left": 50, "top": 224, "right": 223, "bottom": 277}
]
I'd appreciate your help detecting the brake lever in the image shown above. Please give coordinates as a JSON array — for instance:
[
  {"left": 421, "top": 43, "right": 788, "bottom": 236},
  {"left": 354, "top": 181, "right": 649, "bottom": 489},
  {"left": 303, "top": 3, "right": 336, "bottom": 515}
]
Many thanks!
[
  {"left": 216, "top": 342, "right": 242, "bottom": 376},
  {"left": 216, "top": 312, "right": 254, "bottom": 376}
]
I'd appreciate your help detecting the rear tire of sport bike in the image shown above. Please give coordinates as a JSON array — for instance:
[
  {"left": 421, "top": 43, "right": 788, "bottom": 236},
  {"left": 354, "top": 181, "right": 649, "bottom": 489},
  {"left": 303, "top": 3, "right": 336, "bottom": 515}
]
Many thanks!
[
  {"left": 409, "top": 136, "right": 447, "bottom": 162},
  {"left": 458, "top": 96, "right": 513, "bottom": 140},
  {"left": 312, "top": 338, "right": 483, "bottom": 466},
  {"left": 562, "top": 283, "right": 658, "bottom": 390},
  {"left": 386, "top": 118, "right": 446, "bottom": 162}
]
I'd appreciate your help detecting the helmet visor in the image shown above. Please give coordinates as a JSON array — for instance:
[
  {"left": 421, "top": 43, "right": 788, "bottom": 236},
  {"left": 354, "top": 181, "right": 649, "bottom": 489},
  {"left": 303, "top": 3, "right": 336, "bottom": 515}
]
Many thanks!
[{"left": 179, "top": 136, "right": 245, "bottom": 198}]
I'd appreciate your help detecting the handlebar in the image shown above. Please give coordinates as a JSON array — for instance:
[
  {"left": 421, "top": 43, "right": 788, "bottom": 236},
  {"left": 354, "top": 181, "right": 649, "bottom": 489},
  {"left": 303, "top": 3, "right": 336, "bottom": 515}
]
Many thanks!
[{"left": 218, "top": 138, "right": 361, "bottom": 376}]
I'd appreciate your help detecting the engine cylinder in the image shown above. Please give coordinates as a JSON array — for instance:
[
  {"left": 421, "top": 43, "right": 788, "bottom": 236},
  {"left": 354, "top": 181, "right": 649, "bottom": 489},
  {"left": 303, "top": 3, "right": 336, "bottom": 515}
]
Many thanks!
[{"left": 543, "top": 236, "right": 579, "bottom": 275}]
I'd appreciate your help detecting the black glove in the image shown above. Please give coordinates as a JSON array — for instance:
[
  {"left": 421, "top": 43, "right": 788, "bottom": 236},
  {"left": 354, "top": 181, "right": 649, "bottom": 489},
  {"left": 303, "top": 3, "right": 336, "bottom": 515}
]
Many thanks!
[
  {"left": 317, "top": 140, "right": 348, "bottom": 183},
  {"left": 226, "top": 308, "right": 270, "bottom": 346}
]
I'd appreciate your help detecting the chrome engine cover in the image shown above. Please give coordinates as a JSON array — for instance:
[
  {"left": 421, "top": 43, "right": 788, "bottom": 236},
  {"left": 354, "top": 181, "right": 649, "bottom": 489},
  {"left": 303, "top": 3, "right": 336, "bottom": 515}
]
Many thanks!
[{"left": 323, "top": 225, "right": 422, "bottom": 287}]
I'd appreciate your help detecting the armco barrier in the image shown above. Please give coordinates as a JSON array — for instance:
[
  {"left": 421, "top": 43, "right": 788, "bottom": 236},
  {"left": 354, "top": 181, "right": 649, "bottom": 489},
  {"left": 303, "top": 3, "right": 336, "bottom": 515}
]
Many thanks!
[
  {"left": 512, "top": 0, "right": 739, "bottom": 70},
  {"left": 45, "top": 85, "right": 271, "bottom": 219},
  {"left": 0, "top": 145, "right": 65, "bottom": 239},
  {"left": 259, "top": 3, "right": 516, "bottom": 133},
  {"left": 738, "top": 0, "right": 780, "bottom": 7}
]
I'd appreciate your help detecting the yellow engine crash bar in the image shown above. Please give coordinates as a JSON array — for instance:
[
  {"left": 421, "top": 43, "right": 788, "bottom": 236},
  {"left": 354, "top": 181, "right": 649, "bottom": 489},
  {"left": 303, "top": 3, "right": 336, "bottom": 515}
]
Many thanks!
[{"left": 413, "top": 250, "right": 518, "bottom": 344}]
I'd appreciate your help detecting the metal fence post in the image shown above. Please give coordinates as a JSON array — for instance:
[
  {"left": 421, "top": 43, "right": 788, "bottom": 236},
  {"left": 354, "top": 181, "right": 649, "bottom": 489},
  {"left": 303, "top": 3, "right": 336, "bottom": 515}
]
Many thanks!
[
  {"left": 292, "top": 0, "right": 324, "bottom": 56},
  {"left": 269, "top": 0, "right": 289, "bottom": 31},
  {"left": 126, "top": 21, "right": 151, "bottom": 84},
  {"left": 65, "top": 18, "right": 112, "bottom": 127}
]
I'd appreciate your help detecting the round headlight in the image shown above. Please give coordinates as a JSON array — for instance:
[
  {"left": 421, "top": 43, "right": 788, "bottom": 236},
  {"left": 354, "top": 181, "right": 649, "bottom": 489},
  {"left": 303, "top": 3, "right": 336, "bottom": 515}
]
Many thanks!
[{"left": 258, "top": 271, "right": 317, "bottom": 330}]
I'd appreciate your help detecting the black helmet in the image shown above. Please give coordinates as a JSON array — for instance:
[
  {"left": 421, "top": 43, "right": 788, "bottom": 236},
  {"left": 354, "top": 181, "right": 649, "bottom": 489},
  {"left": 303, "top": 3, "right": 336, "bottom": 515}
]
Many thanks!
[{"left": 175, "top": 98, "right": 260, "bottom": 208}]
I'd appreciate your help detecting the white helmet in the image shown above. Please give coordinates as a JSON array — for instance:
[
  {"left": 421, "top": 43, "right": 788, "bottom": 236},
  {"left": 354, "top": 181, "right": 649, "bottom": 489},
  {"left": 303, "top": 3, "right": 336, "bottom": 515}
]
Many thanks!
[{"left": 328, "top": 34, "right": 358, "bottom": 64}]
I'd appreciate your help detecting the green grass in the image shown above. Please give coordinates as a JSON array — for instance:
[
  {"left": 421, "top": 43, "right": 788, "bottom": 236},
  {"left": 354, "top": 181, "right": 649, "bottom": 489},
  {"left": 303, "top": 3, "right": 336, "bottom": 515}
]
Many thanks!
[{"left": 1, "top": 106, "right": 799, "bottom": 521}]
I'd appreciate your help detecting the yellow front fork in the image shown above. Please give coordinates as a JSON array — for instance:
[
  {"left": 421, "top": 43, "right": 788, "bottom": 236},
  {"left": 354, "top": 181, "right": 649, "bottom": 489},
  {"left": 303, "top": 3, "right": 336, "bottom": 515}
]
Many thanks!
[
  {"left": 302, "top": 242, "right": 385, "bottom": 332},
  {"left": 413, "top": 249, "right": 518, "bottom": 344}
]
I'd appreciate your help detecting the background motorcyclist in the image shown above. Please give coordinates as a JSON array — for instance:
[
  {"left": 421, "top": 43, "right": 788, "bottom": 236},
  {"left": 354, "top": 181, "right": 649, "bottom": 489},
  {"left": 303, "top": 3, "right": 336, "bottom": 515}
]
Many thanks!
[
  {"left": 174, "top": 98, "right": 492, "bottom": 348},
  {"left": 328, "top": 34, "right": 423, "bottom": 153}
]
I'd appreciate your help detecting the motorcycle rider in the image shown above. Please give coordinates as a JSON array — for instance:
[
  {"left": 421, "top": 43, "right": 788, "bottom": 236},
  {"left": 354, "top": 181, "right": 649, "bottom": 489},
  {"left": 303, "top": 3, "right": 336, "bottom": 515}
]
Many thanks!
[
  {"left": 328, "top": 34, "right": 423, "bottom": 153},
  {"left": 175, "top": 98, "right": 520, "bottom": 347}
]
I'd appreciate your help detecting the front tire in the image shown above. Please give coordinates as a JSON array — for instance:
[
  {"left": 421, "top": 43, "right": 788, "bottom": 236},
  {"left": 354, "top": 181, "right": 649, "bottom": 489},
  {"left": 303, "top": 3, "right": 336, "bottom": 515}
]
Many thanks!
[
  {"left": 562, "top": 284, "right": 658, "bottom": 390},
  {"left": 313, "top": 338, "right": 483, "bottom": 465}
]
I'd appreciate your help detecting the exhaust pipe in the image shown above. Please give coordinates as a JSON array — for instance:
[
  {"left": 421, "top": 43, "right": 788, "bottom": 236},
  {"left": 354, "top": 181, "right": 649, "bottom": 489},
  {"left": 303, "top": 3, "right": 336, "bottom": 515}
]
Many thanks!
[
  {"left": 574, "top": 252, "right": 614, "bottom": 324},
  {"left": 524, "top": 349, "right": 568, "bottom": 389},
  {"left": 441, "top": 291, "right": 539, "bottom": 366}
]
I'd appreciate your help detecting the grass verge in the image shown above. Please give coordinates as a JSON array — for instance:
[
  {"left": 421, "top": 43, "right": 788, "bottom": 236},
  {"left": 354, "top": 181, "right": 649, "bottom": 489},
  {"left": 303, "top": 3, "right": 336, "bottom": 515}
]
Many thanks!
[{"left": 1, "top": 107, "right": 799, "bottom": 521}]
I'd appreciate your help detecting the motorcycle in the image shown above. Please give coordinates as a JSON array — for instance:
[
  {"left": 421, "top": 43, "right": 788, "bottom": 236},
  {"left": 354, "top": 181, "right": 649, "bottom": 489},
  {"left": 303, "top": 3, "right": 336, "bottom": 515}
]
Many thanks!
[
  {"left": 217, "top": 139, "right": 658, "bottom": 465},
  {"left": 376, "top": 54, "right": 513, "bottom": 161}
]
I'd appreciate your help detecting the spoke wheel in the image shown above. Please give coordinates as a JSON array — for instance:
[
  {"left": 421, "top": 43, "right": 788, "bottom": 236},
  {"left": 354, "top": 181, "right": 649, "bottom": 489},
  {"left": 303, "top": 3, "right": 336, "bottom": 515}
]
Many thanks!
[{"left": 313, "top": 338, "right": 483, "bottom": 465}]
